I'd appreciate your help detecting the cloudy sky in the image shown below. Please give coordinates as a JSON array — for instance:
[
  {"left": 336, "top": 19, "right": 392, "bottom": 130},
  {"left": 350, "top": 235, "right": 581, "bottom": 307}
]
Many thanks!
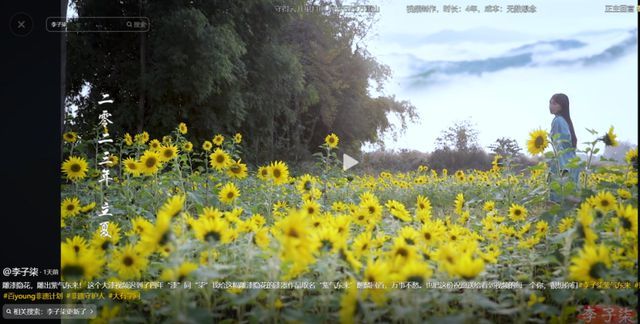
[{"left": 357, "top": 0, "right": 638, "bottom": 153}]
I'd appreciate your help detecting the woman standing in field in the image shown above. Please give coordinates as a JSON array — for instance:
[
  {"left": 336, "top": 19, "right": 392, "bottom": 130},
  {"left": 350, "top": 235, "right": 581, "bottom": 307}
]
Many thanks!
[{"left": 548, "top": 93, "right": 581, "bottom": 203}]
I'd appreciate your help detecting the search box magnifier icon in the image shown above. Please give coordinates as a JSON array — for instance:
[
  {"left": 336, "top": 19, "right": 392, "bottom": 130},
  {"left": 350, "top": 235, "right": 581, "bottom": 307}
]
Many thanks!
[{"left": 126, "top": 21, "right": 132, "bottom": 28}]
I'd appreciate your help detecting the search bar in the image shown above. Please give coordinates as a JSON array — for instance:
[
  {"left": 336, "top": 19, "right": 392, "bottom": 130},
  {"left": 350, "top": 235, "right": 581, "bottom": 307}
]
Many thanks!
[{"left": 46, "top": 17, "right": 149, "bottom": 32}]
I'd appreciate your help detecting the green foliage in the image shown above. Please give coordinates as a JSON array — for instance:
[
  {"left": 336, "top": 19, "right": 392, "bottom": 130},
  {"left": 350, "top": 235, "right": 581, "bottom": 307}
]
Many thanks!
[
  {"left": 65, "top": 0, "right": 416, "bottom": 164},
  {"left": 435, "top": 120, "right": 480, "bottom": 152},
  {"left": 489, "top": 137, "right": 522, "bottom": 158}
]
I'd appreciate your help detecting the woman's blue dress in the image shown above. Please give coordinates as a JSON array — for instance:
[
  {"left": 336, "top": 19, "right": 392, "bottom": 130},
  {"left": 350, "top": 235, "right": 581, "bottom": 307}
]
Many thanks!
[{"left": 549, "top": 115, "right": 580, "bottom": 202}]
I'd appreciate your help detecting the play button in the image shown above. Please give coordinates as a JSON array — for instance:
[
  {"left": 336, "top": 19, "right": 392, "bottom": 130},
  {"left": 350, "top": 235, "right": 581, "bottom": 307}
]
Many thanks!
[{"left": 343, "top": 153, "right": 358, "bottom": 171}]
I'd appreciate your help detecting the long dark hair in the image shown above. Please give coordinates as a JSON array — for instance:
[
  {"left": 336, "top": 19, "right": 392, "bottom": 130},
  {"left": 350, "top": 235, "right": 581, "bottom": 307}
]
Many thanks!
[{"left": 551, "top": 93, "right": 577, "bottom": 148}]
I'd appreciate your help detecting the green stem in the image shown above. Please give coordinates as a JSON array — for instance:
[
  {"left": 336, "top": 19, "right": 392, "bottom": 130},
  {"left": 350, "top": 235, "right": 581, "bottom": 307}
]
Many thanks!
[{"left": 583, "top": 141, "right": 597, "bottom": 190}]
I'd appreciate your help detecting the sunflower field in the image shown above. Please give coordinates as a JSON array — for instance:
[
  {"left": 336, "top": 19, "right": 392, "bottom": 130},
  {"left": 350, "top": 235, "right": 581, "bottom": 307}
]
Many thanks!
[{"left": 60, "top": 123, "right": 638, "bottom": 323}]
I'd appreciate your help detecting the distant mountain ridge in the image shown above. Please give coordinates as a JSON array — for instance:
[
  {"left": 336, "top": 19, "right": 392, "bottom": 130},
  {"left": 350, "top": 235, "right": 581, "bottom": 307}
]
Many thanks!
[{"left": 401, "top": 28, "right": 637, "bottom": 87}]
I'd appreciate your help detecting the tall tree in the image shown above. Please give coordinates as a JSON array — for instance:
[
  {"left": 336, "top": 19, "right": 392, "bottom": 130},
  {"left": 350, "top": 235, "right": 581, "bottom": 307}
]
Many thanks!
[
  {"left": 435, "top": 120, "right": 480, "bottom": 152},
  {"left": 66, "top": 0, "right": 416, "bottom": 163},
  {"left": 489, "top": 137, "right": 522, "bottom": 158}
]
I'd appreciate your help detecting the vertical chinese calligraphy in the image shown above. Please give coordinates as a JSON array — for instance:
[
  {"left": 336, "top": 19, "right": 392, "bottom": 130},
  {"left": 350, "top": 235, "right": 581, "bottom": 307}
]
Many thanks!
[{"left": 96, "top": 94, "right": 114, "bottom": 237}]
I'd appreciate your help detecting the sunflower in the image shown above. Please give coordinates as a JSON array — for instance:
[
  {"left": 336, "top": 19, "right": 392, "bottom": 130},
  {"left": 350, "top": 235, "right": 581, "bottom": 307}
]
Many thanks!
[
  {"left": 360, "top": 191, "right": 379, "bottom": 203},
  {"left": 339, "top": 278, "right": 359, "bottom": 324},
  {"left": 157, "top": 244, "right": 175, "bottom": 258},
  {"left": 518, "top": 222, "right": 532, "bottom": 237},
  {"left": 452, "top": 253, "right": 485, "bottom": 280},
  {"left": 158, "top": 194, "right": 185, "bottom": 219},
  {"left": 178, "top": 122, "right": 188, "bottom": 135},
  {"left": 527, "top": 129, "right": 549, "bottom": 155},
  {"left": 398, "top": 226, "right": 421, "bottom": 246},
  {"left": 182, "top": 141, "right": 193, "bottom": 152},
  {"left": 276, "top": 210, "right": 316, "bottom": 266},
  {"left": 577, "top": 201, "right": 595, "bottom": 226},
  {"left": 257, "top": 166, "right": 270, "bottom": 181},
  {"left": 492, "top": 154, "right": 504, "bottom": 171},
  {"left": 140, "top": 212, "right": 172, "bottom": 255},
  {"left": 325, "top": 133, "right": 339, "bottom": 149},
  {"left": 446, "top": 225, "right": 467, "bottom": 242},
  {"left": 199, "top": 206, "right": 224, "bottom": 221},
  {"left": 301, "top": 199, "right": 321, "bottom": 217},
  {"left": 296, "top": 174, "right": 316, "bottom": 193},
  {"left": 435, "top": 243, "right": 459, "bottom": 273},
  {"left": 344, "top": 247, "right": 365, "bottom": 272},
  {"left": 352, "top": 232, "right": 373, "bottom": 258},
  {"left": 61, "top": 197, "right": 81, "bottom": 218},
  {"left": 398, "top": 259, "right": 432, "bottom": 284},
  {"left": 128, "top": 216, "right": 153, "bottom": 237},
  {"left": 209, "top": 148, "right": 231, "bottom": 170},
  {"left": 218, "top": 182, "right": 240, "bottom": 204},
  {"left": 202, "top": 141, "right": 213, "bottom": 151},
  {"left": 330, "top": 215, "right": 351, "bottom": 235},
  {"left": 64, "top": 235, "right": 90, "bottom": 256},
  {"left": 233, "top": 133, "right": 242, "bottom": 144},
  {"left": 199, "top": 249, "right": 220, "bottom": 266},
  {"left": 158, "top": 145, "right": 179, "bottom": 162},
  {"left": 362, "top": 201, "right": 382, "bottom": 224},
  {"left": 480, "top": 244, "right": 501, "bottom": 264},
  {"left": 535, "top": 220, "right": 549, "bottom": 238},
  {"left": 454, "top": 193, "right": 465, "bottom": 215},
  {"left": 61, "top": 156, "right": 89, "bottom": 181},
  {"left": 212, "top": 134, "right": 225, "bottom": 146},
  {"left": 160, "top": 262, "right": 198, "bottom": 282},
  {"left": 123, "top": 133, "right": 133, "bottom": 146},
  {"left": 80, "top": 202, "right": 96, "bottom": 213},
  {"left": 139, "top": 150, "right": 162, "bottom": 175},
  {"left": 617, "top": 189, "right": 631, "bottom": 200},
  {"left": 226, "top": 159, "right": 248, "bottom": 179},
  {"left": 385, "top": 200, "right": 411, "bottom": 222},
  {"left": 148, "top": 139, "right": 162, "bottom": 151},
  {"left": 109, "top": 244, "right": 148, "bottom": 280},
  {"left": 193, "top": 217, "right": 231, "bottom": 244},
  {"left": 527, "top": 293, "right": 545, "bottom": 308},
  {"left": 508, "top": 203, "right": 527, "bottom": 222},
  {"left": 63, "top": 131, "right": 78, "bottom": 143},
  {"left": 106, "top": 155, "right": 119, "bottom": 168},
  {"left": 625, "top": 148, "right": 637, "bottom": 170},
  {"left": 122, "top": 157, "right": 141, "bottom": 177},
  {"left": 90, "top": 222, "right": 121, "bottom": 254},
  {"left": 277, "top": 211, "right": 309, "bottom": 241},
  {"left": 134, "top": 131, "right": 149, "bottom": 145},
  {"left": 416, "top": 195, "right": 432, "bottom": 212},
  {"left": 615, "top": 204, "right": 638, "bottom": 234},
  {"left": 253, "top": 227, "right": 270, "bottom": 249},
  {"left": 592, "top": 191, "right": 616, "bottom": 214},
  {"left": 362, "top": 259, "right": 392, "bottom": 305},
  {"left": 420, "top": 220, "right": 444, "bottom": 245},
  {"left": 312, "top": 226, "right": 343, "bottom": 254},
  {"left": 389, "top": 238, "right": 419, "bottom": 268},
  {"left": 414, "top": 176, "right": 427, "bottom": 184},
  {"left": 558, "top": 217, "right": 575, "bottom": 233},
  {"left": 601, "top": 126, "right": 618, "bottom": 147},
  {"left": 269, "top": 161, "right": 290, "bottom": 185},
  {"left": 483, "top": 201, "right": 495, "bottom": 212},
  {"left": 61, "top": 242, "right": 103, "bottom": 281},
  {"left": 351, "top": 207, "right": 370, "bottom": 227},
  {"left": 568, "top": 244, "right": 612, "bottom": 282}
]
